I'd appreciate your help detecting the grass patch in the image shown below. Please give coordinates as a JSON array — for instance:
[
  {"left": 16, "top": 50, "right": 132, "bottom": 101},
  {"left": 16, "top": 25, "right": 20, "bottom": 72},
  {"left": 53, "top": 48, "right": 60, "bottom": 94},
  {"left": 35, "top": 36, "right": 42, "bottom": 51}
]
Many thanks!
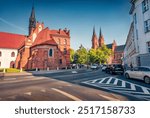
[{"left": 0, "top": 68, "right": 21, "bottom": 73}]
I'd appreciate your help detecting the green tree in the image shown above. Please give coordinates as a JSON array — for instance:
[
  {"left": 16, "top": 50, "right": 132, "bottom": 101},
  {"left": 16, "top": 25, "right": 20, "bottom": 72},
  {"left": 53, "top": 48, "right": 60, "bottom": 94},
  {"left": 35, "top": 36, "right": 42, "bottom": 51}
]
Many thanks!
[
  {"left": 99, "top": 45, "right": 112, "bottom": 64},
  {"left": 70, "top": 48, "right": 75, "bottom": 63},
  {"left": 88, "top": 45, "right": 112, "bottom": 64},
  {"left": 88, "top": 48, "right": 97, "bottom": 64},
  {"left": 75, "top": 45, "right": 88, "bottom": 64}
]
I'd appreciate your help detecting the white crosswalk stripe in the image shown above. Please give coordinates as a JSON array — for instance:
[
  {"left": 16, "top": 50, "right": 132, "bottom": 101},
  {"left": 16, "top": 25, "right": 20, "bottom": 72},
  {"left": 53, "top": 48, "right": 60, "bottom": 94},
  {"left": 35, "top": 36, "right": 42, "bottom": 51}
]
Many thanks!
[
  {"left": 82, "top": 77, "right": 150, "bottom": 100},
  {"left": 113, "top": 79, "right": 118, "bottom": 85},
  {"left": 98, "top": 78, "right": 106, "bottom": 83},
  {"left": 130, "top": 83, "right": 136, "bottom": 90},
  {"left": 106, "top": 77, "right": 112, "bottom": 84}
]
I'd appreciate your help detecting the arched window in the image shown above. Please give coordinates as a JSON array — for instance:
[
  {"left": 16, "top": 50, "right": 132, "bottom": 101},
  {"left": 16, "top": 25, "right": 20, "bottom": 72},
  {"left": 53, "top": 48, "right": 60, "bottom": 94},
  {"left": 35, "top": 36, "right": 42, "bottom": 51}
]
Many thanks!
[
  {"left": 64, "top": 39, "right": 67, "bottom": 45},
  {"left": 0, "top": 51, "right": 2, "bottom": 57},
  {"left": 58, "top": 38, "right": 61, "bottom": 45},
  {"left": 11, "top": 52, "right": 15, "bottom": 57},
  {"left": 49, "top": 49, "right": 53, "bottom": 57},
  {"left": 10, "top": 61, "right": 15, "bottom": 68}
]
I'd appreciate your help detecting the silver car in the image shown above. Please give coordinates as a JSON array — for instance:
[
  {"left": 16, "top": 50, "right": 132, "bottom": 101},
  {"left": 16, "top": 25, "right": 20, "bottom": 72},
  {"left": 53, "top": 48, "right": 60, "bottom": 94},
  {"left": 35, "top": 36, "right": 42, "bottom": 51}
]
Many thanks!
[{"left": 124, "top": 66, "right": 150, "bottom": 84}]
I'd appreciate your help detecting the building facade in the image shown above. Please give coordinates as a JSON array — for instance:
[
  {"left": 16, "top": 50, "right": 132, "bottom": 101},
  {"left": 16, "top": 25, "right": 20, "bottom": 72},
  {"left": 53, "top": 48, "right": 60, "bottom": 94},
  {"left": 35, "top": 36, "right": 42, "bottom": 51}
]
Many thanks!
[
  {"left": 0, "top": 32, "right": 26, "bottom": 68},
  {"left": 124, "top": 22, "right": 137, "bottom": 67},
  {"left": 127, "top": 0, "right": 150, "bottom": 66},
  {"left": 0, "top": 6, "right": 70, "bottom": 70},
  {"left": 91, "top": 27, "right": 125, "bottom": 64}
]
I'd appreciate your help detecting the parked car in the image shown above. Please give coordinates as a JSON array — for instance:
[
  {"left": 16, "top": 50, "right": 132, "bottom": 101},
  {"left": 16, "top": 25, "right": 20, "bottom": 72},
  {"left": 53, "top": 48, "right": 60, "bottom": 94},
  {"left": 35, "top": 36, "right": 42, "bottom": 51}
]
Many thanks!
[
  {"left": 105, "top": 64, "right": 112, "bottom": 73},
  {"left": 90, "top": 64, "right": 99, "bottom": 70},
  {"left": 124, "top": 66, "right": 150, "bottom": 84},
  {"left": 102, "top": 65, "right": 107, "bottom": 71},
  {"left": 105, "top": 64, "right": 124, "bottom": 75}
]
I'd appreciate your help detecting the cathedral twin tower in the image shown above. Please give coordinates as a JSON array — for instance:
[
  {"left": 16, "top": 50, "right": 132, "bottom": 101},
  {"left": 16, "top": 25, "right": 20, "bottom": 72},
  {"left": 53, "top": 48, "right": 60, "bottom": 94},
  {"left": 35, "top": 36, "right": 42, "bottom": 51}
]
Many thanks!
[{"left": 92, "top": 27, "right": 105, "bottom": 49}]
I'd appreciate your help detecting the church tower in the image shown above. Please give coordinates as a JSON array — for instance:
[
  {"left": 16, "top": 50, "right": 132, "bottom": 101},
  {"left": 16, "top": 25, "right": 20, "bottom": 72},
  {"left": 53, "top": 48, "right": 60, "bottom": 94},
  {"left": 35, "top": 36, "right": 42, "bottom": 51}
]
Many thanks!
[
  {"left": 29, "top": 5, "right": 36, "bottom": 35},
  {"left": 92, "top": 26, "right": 98, "bottom": 49},
  {"left": 99, "top": 28, "right": 104, "bottom": 47}
]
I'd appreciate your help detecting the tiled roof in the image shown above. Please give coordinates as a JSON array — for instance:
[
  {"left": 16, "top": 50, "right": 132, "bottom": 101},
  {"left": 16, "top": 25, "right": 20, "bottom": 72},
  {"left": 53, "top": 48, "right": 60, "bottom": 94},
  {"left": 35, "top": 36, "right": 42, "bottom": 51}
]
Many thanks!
[
  {"left": 32, "top": 28, "right": 57, "bottom": 47},
  {"left": 0, "top": 32, "right": 26, "bottom": 49},
  {"left": 50, "top": 29, "right": 69, "bottom": 37},
  {"left": 106, "top": 43, "right": 113, "bottom": 49},
  {"left": 115, "top": 45, "right": 125, "bottom": 52}
]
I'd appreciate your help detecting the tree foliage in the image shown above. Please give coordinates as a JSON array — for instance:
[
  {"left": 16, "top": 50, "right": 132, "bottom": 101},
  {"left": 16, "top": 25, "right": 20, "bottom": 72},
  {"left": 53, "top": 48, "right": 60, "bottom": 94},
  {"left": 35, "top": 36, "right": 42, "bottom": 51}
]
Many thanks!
[
  {"left": 70, "top": 48, "right": 75, "bottom": 63},
  {"left": 75, "top": 45, "right": 88, "bottom": 64},
  {"left": 70, "top": 44, "right": 112, "bottom": 65}
]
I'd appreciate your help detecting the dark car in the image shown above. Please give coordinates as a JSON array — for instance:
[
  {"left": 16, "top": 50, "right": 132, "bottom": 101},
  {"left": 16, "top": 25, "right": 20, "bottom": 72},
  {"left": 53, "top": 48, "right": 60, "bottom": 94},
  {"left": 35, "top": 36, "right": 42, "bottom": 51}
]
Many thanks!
[
  {"left": 106, "top": 64, "right": 124, "bottom": 75},
  {"left": 105, "top": 64, "right": 112, "bottom": 73}
]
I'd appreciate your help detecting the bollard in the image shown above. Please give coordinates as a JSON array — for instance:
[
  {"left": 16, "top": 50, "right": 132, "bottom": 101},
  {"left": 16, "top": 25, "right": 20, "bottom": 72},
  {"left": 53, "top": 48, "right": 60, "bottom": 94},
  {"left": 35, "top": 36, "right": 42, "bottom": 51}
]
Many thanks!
[
  {"left": 36, "top": 68, "right": 38, "bottom": 71},
  {"left": 57, "top": 67, "right": 59, "bottom": 70},
  {"left": 66, "top": 66, "right": 67, "bottom": 69},
  {"left": 3, "top": 68, "right": 6, "bottom": 73},
  {"left": 47, "top": 67, "right": 49, "bottom": 71},
  {"left": 20, "top": 68, "right": 22, "bottom": 72}
]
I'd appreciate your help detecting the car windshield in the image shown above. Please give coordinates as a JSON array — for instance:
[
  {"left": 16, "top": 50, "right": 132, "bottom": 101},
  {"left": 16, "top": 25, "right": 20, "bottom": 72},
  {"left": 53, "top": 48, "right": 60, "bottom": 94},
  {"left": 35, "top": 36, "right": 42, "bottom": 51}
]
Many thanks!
[{"left": 139, "top": 67, "right": 150, "bottom": 72}]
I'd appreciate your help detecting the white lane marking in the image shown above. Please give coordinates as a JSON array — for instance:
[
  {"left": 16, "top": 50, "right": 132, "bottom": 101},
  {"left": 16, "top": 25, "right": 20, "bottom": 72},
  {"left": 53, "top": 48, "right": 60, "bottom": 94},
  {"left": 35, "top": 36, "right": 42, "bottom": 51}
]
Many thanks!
[
  {"left": 7, "top": 96, "right": 16, "bottom": 99},
  {"left": 106, "top": 77, "right": 113, "bottom": 84},
  {"left": 98, "top": 78, "right": 106, "bottom": 83},
  {"left": 113, "top": 79, "right": 118, "bottom": 85},
  {"left": 41, "top": 89, "right": 46, "bottom": 92},
  {"left": 91, "top": 79, "right": 100, "bottom": 83},
  {"left": 0, "top": 77, "right": 48, "bottom": 84},
  {"left": 130, "top": 83, "right": 136, "bottom": 90},
  {"left": 99, "top": 94, "right": 120, "bottom": 101},
  {"left": 141, "top": 87, "right": 150, "bottom": 94},
  {"left": 51, "top": 88, "right": 82, "bottom": 101},
  {"left": 24, "top": 92, "right": 32, "bottom": 96},
  {"left": 72, "top": 71, "right": 78, "bottom": 74},
  {"left": 4, "top": 78, "right": 17, "bottom": 81},
  {"left": 121, "top": 81, "right": 126, "bottom": 87}
]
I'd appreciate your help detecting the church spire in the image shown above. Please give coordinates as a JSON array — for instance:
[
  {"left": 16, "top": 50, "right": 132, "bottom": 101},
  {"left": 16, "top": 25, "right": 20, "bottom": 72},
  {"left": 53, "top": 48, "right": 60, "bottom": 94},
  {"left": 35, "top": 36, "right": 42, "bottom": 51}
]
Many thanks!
[
  {"left": 92, "top": 26, "right": 98, "bottom": 49},
  {"left": 99, "top": 28, "right": 104, "bottom": 47},
  {"left": 99, "top": 28, "right": 102, "bottom": 38},
  {"left": 29, "top": 4, "right": 36, "bottom": 35}
]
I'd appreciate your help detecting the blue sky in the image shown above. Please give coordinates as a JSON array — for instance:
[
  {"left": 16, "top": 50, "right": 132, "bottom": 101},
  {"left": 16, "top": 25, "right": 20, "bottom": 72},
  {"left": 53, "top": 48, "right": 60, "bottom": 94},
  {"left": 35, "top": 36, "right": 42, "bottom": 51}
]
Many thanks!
[{"left": 0, "top": 0, "right": 131, "bottom": 50}]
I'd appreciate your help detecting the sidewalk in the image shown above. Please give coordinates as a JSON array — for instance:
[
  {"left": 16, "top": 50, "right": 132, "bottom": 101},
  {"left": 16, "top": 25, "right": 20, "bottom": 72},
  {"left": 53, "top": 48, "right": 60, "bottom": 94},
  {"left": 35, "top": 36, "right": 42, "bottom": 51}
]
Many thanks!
[{"left": 3, "top": 68, "right": 88, "bottom": 77}]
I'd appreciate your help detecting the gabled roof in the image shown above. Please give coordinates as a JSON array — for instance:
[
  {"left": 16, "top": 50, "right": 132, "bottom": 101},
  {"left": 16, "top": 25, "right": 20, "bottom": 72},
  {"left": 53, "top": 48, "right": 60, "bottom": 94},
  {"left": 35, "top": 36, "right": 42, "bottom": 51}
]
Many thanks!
[
  {"left": 106, "top": 43, "right": 113, "bottom": 49},
  {"left": 50, "top": 29, "right": 70, "bottom": 37},
  {"left": 32, "top": 28, "right": 57, "bottom": 47},
  {"left": 0, "top": 32, "right": 26, "bottom": 49},
  {"left": 115, "top": 45, "right": 125, "bottom": 52}
]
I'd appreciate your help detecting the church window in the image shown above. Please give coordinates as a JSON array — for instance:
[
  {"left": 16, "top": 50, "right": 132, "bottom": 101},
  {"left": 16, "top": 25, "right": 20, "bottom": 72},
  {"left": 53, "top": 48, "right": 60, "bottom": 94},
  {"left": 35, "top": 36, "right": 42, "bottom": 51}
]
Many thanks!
[
  {"left": 58, "top": 39, "right": 61, "bottom": 44},
  {"left": 10, "top": 61, "right": 15, "bottom": 68},
  {"left": 0, "top": 51, "right": 1, "bottom": 57},
  {"left": 64, "top": 39, "right": 67, "bottom": 45},
  {"left": 49, "top": 49, "right": 53, "bottom": 57},
  {"left": 59, "top": 59, "right": 62, "bottom": 64},
  {"left": 11, "top": 52, "right": 15, "bottom": 57},
  {"left": 64, "top": 48, "right": 67, "bottom": 54}
]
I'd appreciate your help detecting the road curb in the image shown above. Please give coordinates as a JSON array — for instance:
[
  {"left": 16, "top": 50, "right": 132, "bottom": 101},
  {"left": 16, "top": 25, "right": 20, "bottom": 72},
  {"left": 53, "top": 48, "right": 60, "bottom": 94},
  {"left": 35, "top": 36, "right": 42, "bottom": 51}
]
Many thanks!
[{"left": 2, "top": 68, "right": 89, "bottom": 77}]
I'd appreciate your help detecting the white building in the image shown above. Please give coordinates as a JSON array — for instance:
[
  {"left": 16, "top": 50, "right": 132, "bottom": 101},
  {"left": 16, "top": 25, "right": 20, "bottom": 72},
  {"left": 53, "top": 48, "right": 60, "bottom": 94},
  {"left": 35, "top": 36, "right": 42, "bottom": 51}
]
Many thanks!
[
  {"left": 125, "top": 0, "right": 150, "bottom": 67},
  {"left": 124, "top": 22, "right": 137, "bottom": 67},
  {"left": 0, "top": 32, "right": 26, "bottom": 68}
]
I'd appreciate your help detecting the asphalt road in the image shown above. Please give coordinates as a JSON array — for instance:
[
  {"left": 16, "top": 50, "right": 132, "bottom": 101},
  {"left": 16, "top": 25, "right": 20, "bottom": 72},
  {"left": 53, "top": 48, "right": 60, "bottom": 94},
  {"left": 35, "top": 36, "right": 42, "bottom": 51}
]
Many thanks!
[{"left": 0, "top": 68, "right": 150, "bottom": 101}]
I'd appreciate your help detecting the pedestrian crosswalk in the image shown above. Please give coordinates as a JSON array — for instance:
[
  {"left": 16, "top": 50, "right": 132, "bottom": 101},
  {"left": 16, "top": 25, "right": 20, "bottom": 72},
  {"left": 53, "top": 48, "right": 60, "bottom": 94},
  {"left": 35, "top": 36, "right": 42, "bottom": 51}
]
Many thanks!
[{"left": 82, "top": 77, "right": 150, "bottom": 100}]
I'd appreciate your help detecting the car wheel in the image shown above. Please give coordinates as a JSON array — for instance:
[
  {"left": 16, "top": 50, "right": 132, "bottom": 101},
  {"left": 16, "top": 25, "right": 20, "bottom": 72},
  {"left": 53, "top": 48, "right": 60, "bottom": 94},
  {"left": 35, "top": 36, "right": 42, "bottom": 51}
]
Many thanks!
[
  {"left": 144, "top": 76, "right": 150, "bottom": 84},
  {"left": 125, "top": 73, "right": 130, "bottom": 79}
]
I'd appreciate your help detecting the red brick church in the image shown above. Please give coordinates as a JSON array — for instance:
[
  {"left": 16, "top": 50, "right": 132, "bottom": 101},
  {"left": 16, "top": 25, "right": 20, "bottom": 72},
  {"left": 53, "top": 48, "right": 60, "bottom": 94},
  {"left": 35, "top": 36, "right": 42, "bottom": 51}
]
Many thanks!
[
  {"left": 91, "top": 27, "right": 125, "bottom": 64},
  {"left": 1, "top": 6, "right": 70, "bottom": 70}
]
